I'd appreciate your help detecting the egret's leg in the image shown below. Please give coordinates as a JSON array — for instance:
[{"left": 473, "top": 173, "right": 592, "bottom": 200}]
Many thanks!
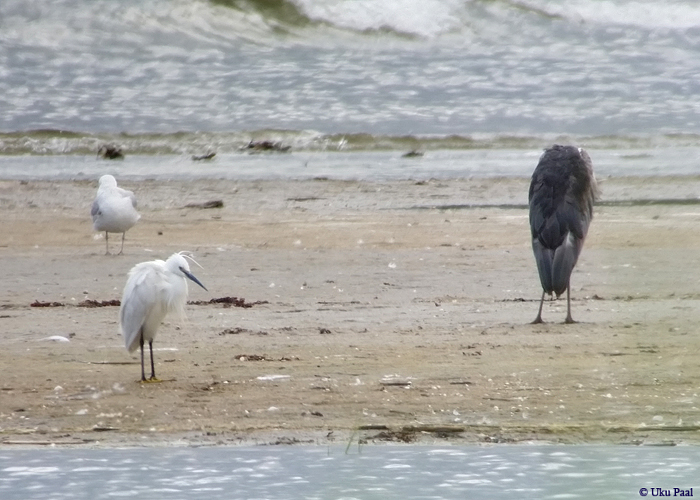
[
  {"left": 118, "top": 232, "right": 125, "bottom": 255},
  {"left": 531, "top": 291, "right": 545, "bottom": 324},
  {"left": 139, "top": 333, "right": 146, "bottom": 382},
  {"left": 104, "top": 232, "right": 110, "bottom": 255},
  {"left": 564, "top": 283, "right": 576, "bottom": 324},
  {"left": 148, "top": 340, "right": 160, "bottom": 382}
]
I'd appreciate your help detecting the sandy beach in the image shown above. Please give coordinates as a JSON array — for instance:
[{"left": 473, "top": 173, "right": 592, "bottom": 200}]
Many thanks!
[{"left": 1, "top": 175, "right": 700, "bottom": 447}]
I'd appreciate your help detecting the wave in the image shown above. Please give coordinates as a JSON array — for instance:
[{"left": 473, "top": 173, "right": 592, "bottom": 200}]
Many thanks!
[
  {"left": 3, "top": 0, "right": 699, "bottom": 49},
  {"left": 211, "top": 0, "right": 700, "bottom": 39},
  {"left": 3, "top": 129, "right": 700, "bottom": 156}
]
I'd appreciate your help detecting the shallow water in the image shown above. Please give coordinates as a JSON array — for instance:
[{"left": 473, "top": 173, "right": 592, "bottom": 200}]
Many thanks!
[
  {"left": 1, "top": 445, "right": 698, "bottom": 500},
  {"left": 1, "top": 147, "right": 699, "bottom": 182}
]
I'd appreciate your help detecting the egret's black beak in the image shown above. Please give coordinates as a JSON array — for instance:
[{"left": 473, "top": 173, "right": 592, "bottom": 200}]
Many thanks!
[{"left": 180, "top": 267, "right": 208, "bottom": 291}]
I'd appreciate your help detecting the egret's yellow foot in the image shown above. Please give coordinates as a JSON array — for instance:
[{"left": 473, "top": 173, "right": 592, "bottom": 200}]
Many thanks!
[{"left": 140, "top": 377, "right": 162, "bottom": 384}]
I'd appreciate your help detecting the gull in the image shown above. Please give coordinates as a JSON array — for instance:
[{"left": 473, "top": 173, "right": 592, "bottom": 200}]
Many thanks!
[{"left": 91, "top": 175, "right": 140, "bottom": 254}]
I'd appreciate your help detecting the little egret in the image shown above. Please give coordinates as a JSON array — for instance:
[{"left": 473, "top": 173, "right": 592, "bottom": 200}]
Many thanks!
[
  {"left": 529, "top": 145, "right": 597, "bottom": 324},
  {"left": 91, "top": 175, "right": 140, "bottom": 254},
  {"left": 119, "top": 253, "right": 207, "bottom": 382}
]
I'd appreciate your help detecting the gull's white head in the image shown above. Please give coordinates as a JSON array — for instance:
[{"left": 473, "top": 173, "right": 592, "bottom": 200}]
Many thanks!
[{"left": 98, "top": 175, "right": 118, "bottom": 188}]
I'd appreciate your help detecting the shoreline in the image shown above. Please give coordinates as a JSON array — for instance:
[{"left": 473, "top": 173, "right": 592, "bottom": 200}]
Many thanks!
[{"left": 1, "top": 177, "right": 700, "bottom": 448}]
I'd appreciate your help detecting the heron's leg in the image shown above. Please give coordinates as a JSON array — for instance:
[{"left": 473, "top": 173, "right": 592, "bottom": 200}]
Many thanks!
[
  {"left": 139, "top": 332, "right": 146, "bottom": 382},
  {"left": 104, "top": 232, "right": 110, "bottom": 255},
  {"left": 118, "top": 232, "right": 125, "bottom": 255},
  {"left": 531, "top": 291, "right": 545, "bottom": 324},
  {"left": 564, "top": 283, "right": 576, "bottom": 324}
]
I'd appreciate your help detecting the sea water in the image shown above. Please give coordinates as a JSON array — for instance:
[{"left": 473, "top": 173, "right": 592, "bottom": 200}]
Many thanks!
[
  {"left": 1, "top": 444, "right": 699, "bottom": 500},
  {"left": 3, "top": 0, "right": 700, "bottom": 164}
]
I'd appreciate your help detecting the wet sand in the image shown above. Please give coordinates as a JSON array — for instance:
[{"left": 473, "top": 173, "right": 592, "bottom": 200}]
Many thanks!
[{"left": 1, "top": 176, "right": 700, "bottom": 447}]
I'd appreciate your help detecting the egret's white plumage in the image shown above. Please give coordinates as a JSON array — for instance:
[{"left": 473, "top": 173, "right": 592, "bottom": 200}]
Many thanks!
[
  {"left": 119, "top": 253, "right": 207, "bottom": 382},
  {"left": 91, "top": 174, "right": 140, "bottom": 254}
]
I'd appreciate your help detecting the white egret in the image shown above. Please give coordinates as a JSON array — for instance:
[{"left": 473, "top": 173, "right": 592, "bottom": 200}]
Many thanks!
[
  {"left": 91, "top": 174, "right": 140, "bottom": 254},
  {"left": 119, "top": 253, "right": 207, "bottom": 382},
  {"left": 529, "top": 145, "right": 597, "bottom": 324}
]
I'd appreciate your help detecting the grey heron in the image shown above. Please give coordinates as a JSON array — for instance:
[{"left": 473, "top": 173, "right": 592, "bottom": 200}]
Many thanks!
[{"left": 529, "top": 145, "right": 597, "bottom": 323}]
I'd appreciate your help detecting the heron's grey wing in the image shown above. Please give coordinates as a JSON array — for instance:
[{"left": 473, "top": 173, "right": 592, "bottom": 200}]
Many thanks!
[
  {"left": 119, "top": 264, "right": 159, "bottom": 352},
  {"left": 529, "top": 148, "right": 594, "bottom": 296},
  {"left": 550, "top": 231, "right": 583, "bottom": 296},
  {"left": 530, "top": 186, "right": 587, "bottom": 295},
  {"left": 550, "top": 181, "right": 594, "bottom": 295},
  {"left": 531, "top": 239, "right": 554, "bottom": 294}
]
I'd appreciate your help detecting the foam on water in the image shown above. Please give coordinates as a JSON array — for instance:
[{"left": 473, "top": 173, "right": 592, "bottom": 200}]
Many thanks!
[
  {"left": 291, "top": 0, "right": 466, "bottom": 38},
  {"left": 528, "top": 0, "right": 700, "bottom": 30}
]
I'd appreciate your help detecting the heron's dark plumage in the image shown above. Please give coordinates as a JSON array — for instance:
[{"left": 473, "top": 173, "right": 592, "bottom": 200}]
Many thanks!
[{"left": 529, "top": 145, "right": 597, "bottom": 322}]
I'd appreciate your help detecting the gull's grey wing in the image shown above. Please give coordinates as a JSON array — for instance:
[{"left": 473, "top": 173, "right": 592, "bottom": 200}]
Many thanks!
[
  {"left": 91, "top": 198, "right": 101, "bottom": 219},
  {"left": 115, "top": 186, "right": 138, "bottom": 209}
]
